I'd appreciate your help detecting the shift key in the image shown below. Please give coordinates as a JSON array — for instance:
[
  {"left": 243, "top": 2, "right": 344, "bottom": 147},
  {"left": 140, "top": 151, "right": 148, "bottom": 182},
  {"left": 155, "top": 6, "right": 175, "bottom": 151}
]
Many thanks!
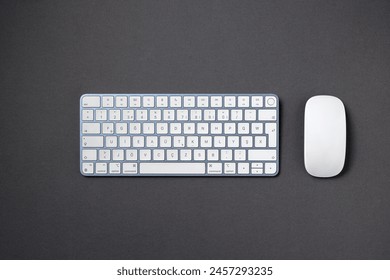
[{"left": 248, "top": 149, "right": 276, "bottom": 161}]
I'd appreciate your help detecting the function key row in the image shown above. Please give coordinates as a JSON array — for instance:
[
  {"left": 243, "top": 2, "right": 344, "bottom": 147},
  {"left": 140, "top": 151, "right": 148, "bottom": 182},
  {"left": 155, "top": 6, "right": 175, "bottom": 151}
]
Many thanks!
[{"left": 81, "top": 95, "right": 277, "bottom": 108}]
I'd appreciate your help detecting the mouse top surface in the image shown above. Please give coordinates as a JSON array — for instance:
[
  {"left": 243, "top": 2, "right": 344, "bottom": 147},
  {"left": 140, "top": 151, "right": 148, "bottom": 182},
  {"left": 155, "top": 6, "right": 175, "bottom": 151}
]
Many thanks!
[{"left": 304, "top": 95, "right": 346, "bottom": 178}]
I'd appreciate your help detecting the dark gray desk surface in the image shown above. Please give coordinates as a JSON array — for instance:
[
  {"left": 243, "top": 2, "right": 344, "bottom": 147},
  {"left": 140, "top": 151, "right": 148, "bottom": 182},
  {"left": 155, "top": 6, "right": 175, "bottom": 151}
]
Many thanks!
[{"left": 1, "top": 0, "right": 389, "bottom": 260}]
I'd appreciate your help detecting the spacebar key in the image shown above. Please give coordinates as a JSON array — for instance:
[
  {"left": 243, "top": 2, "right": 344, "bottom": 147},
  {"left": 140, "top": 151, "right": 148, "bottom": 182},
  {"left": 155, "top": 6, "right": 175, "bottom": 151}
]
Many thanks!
[{"left": 140, "top": 163, "right": 205, "bottom": 174}]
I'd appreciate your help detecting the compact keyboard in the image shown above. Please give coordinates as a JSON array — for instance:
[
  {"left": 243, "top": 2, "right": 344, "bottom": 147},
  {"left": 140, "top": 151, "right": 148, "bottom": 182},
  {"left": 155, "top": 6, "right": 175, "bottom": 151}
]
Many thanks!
[{"left": 80, "top": 93, "right": 279, "bottom": 176}]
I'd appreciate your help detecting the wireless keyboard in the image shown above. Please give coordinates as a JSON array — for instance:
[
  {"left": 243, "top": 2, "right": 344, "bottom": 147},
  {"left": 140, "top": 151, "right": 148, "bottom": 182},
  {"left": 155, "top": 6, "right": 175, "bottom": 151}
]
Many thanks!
[{"left": 80, "top": 93, "right": 279, "bottom": 176}]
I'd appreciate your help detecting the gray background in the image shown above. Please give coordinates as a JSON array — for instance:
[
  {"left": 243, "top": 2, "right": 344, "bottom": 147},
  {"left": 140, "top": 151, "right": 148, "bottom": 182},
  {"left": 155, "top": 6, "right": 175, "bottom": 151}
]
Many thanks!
[{"left": 0, "top": 0, "right": 389, "bottom": 259}]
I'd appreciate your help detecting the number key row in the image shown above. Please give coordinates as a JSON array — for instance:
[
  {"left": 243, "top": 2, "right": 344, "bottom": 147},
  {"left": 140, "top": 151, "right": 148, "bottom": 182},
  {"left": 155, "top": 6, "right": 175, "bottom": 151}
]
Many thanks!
[{"left": 82, "top": 109, "right": 277, "bottom": 121}]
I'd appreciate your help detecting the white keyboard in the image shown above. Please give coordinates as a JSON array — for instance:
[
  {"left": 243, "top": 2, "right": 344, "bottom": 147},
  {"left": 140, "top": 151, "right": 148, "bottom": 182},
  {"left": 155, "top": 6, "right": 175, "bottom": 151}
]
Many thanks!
[{"left": 80, "top": 94, "right": 279, "bottom": 176}]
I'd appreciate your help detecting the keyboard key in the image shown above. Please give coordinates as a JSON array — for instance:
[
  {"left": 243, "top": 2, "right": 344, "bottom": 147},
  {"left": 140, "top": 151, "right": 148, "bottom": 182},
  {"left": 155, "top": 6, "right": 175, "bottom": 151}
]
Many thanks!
[
  {"left": 122, "top": 110, "right": 134, "bottom": 120},
  {"left": 82, "top": 136, "right": 103, "bottom": 147},
  {"left": 173, "top": 136, "right": 185, "bottom": 147},
  {"left": 251, "top": 96, "right": 263, "bottom": 107},
  {"left": 208, "top": 163, "right": 222, "bottom": 174},
  {"left": 184, "top": 96, "right": 195, "bottom": 107},
  {"left": 231, "top": 110, "right": 243, "bottom": 121},
  {"left": 146, "top": 136, "right": 157, "bottom": 147},
  {"left": 96, "top": 163, "right": 107, "bottom": 174},
  {"left": 183, "top": 123, "right": 195, "bottom": 134},
  {"left": 252, "top": 162, "right": 263, "bottom": 169},
  {"left": 211, "top": 96, "right": 222, "bottom": 107},
  {"left": 126, "top": 150, "right": 138, "bottom": 160},
  {"left": 119, "top": 136, "right": 131, "bottom": 147},
  {"left": 82, "top": 123, "right": 100, "bottom": 134},
  {"left": 140, "top": 149, "right": 151, "bottom": 160},
  {"left": 238, "top": 163, "right": 250, "bottom": 174},
  {"left": 157, "top": 123, "right": 168, "bottom": 134},
  {"left": 82, "top": 150, "right": 97, "bottom": 161},
  {"left": 238, "top": 96, "right": 250, "bottom": 107},
  {"left": 164, "top": 110, "right": 175, "bottom": 121},
  {"left": 254, "top": 136, "right": 267, "bottom": 147},
  {"left": 210, "top": 123, "right": 222, "bottom": 134},
  {"left": 123, "top": 163, "right": 137, "bottom": 174},
  {"left": 224, "top": 163, "right": 236, "bottom": 174},
  {"left": 252, "top": 168, "right": 263, "bottom": 175},
  {"left": 140, "top": 163, "right": 205, "bottom": 174},
  {"left": 99, "top": 150, "right": 110, "bottom": 160},
  {"left": 136, "top": 110, "right": 147, "bottom": 120},
  {"left": 82, "top": 96, "right": 100, "bottom": 107},
  {"left": 143, "top": 96, "right": 155, "bottom": 107},
  {"left": 129, "top": 96, "right": 141, "bottom": 107},
  {"left": 251, "top": 123, "right": 263, "bottom": 134},
  {"left": 170, "top": 96, "right": 181, "bottom": 107},
  {"left": 204, "top": 110, "right": 216, "bottom": 121},
  {"left": 200, "top": 136, "right": 212, "bottom": 147},
  {"left": 153, "top": 149, "right": 165, "bottom": 160},
  {"left": 150, "top": 110, "right": 161, "bottom": 121},
  {"left": 241, "top": 136, "right": 253, "bottom": 147},
  {"left": 248, "top": 149, "right": 276, "bottom": 161},
  {"left": 227, "top": 136, "right": 239, "bottom": 147},
  {"left": 109, "top": 110, "right": 120, "bottom": 120},
  {"left": 167, "top": 150, "right": 178, "bottom": 160},
  {"left": 82, "top": 110, "right": 93, "bottom": 120},
  {"left": 170, "top": 123, "right": 182, "bottom": 134},
  {"left": 197, "top": 123, "right": 209, "bottom": 134},
  {"left": 190, "top": 110, "right": 202, "bottom": 121},
  {"left": 217, "top": 110, "right": 229, "bottom": 121},
  {"left": 102, "top": 96, "right": 114, "bottom": 107},
  {"left": 194, "top": 149, "right": 205, "bottom": 160},
  {"left": 129, "top": 123, "right": 141, "bottom": 134},
  {"left": 187, "top": 136, "right": 199, "bottom": 147},
  {"left": 106, "top": 136, "right": 117, "bottom": 147},
  {"left": 207, "top": 150, "right": 219, "bottom": 161},
  {"left": 113, "top": 149, "right": 124, "bottom": 160},
  {"left": 265, "top": 123, "right": 277, "bottom": 147},
  {"left": 244, "top": 110, "right": 256, "bottom": 120},
  {"left": 224, "top": 96, "right": 236, "bottom": 107},
  {"left": 214, "top": 136, "right": 225, "bottom": 147},
  {"left": 116, "top": 96, "right": 127, "bottom": 107},
  {"left": 221, "top": 149, "right": 232, "bottom": 160},
  {"left": 96, "top": 110, "right": 107, "bottom": 121},
  {"left": 160, "top": 136, "right": 171, "bottom": 147},
  {"left": 133, "top": 136, "right": 144, "bottom": 147},
  {"left": 224, "top": 123, "right": 236, "bottom": 134},
  {"left": 177, "top": 110, "right": 189, "bottom": 121},
  {"left": 157, "top": 96, "right": 168, "bottom": 107},
  {"left": 180, "top": 150, "right": 192, "bottom": 161},
  {"left": 234, "top": 150, "right": 246, "bottom": 161},
  {"left": 265, "top": 96, "right": 277, "bottom": 107},
  {"left": 109, "top": 163, "right": 121, "bottom": 174},
  {"left": 143, "top": 123, "right": 155, "bottom": 134},
  {"left": 82, "top": 163, "right": 94, "bottom": 174},
  {"left": 116, "top": 123, "right": 128, "bottom": 134},
  {"left": 238, "top": 123, "right": 249, "bottom": 134},
  {"left": 265, "top": 162, "right": 277, "bottom": 174},
  {"left": 258, "top": 109, "right": 277, "bottom": 121},
  {"left": 197, "top": 96, "right": 209, "bottom": 107}
]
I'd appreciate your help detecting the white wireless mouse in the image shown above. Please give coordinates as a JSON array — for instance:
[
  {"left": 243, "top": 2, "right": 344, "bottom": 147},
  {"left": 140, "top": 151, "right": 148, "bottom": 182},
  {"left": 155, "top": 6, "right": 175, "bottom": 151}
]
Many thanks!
[{"left": 304, "top": 95, "right": 346, "bottom": 177}]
